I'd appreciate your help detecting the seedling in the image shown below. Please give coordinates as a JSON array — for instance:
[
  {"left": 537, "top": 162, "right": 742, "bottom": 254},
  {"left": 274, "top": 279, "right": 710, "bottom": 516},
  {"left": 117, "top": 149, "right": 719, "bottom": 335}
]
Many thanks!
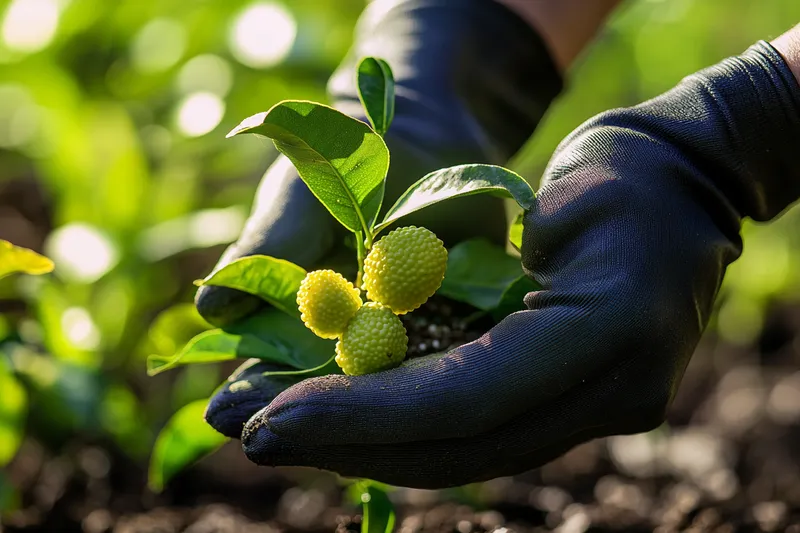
[{"left": 146, "top": 57, "right": 541, "bottom": 522}]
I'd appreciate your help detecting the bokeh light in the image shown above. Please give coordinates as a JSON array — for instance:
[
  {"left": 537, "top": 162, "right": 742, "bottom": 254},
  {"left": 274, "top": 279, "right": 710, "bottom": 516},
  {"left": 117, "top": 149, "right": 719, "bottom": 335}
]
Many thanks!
[
  {"left": 0, "top": 84, "right": 40, "bottom": 149},
  {"left": 176, "top": 54, "right": 233, "bottom": 97},
  {"left": 229, "top": 2, "right": 297, "bottom": 68},
  {"left": 1, "top": 0, "right": 60, "bottom": 53},
  {"left": 61, "top": 307, "right": 101, "bottom": 351},
  {"left": 175, "top": 92, "right": 225, "bottom": 137},
  {"left": 130, "top": 18, "right": 186, "bottom": 73},
  {"left": 44, "top": 223, "right": 119, "bottom": 283}
]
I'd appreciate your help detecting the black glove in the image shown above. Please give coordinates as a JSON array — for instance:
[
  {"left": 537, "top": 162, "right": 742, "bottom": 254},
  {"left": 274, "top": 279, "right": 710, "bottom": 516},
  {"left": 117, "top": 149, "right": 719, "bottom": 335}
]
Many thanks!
[
  {"left": 195, "top": 0, "right": 560, "bottom": 327},
  {"left": 208, "top": 41, "right": 800, "bottom": 489}
]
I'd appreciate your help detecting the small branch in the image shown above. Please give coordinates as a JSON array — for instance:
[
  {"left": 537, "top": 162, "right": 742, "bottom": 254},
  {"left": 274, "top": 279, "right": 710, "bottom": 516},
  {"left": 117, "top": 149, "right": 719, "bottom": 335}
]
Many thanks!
[
  {"left": 260, "top": 354, "right": 336, "bottom": 378},
  {"left": 356, "top": 231, "right": 367, "bottom": 289}
]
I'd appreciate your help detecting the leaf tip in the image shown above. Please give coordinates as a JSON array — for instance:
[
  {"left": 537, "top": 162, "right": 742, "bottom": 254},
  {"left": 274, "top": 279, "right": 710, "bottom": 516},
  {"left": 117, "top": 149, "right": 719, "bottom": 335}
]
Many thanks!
[{"left": 226, "top": 111, "right": 268, "bottom": 138}]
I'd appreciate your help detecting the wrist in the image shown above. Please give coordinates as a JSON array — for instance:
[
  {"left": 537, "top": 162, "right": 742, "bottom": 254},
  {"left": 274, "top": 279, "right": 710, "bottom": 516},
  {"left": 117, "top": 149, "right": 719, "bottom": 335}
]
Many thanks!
[
  {"left": 496, "top": 0, "right": 621, "bottom": 73},
  {"left": 772, "top": 23, "right": 800, "bottom": 86}
]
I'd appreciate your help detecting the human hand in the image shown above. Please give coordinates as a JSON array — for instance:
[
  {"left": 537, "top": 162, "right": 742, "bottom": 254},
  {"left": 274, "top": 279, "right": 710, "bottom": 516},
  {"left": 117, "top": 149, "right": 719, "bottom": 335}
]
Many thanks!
[{"left": 205, "top": 40, "right": 800, "bottom": 489}]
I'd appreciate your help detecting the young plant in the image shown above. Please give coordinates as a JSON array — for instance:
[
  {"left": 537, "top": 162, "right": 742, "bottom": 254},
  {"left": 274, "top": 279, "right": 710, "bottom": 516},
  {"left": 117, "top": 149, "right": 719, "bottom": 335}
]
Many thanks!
[{"left": 145, "top": 57, "right": 540, "bottom": 514}]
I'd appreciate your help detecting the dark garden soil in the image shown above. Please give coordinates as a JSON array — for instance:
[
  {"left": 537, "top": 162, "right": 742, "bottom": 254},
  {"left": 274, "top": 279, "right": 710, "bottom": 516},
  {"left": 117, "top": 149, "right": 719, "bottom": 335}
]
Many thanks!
[{"left": 4, "top": 296, "right": 800, "bottom": 533}]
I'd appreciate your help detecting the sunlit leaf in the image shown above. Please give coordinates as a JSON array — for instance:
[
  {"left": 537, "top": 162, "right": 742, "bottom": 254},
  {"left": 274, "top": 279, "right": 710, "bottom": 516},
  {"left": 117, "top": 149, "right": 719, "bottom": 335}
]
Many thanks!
[
  {"left": 227, "top": 101, "right": 389, "bottom": 234},
  {"left": 0, "top": 358, "right": 27, "bottom": 467},
  {"left": 508, "top": 211, "right": 524, "bottom": 251},
  {"left": 148, "top": 309, "right": 337, "bottom": 376},
  {"left": 197, "top": 255, "right": 306, "bottom": 319},
  {"left": 0, "top": 240, "right": 54, "bottom": 280},
  {"left": 148, "top": 400, "right": 228, "bottom": 492},
  {"left": 439, "top": 239, "right": 534, "bottom": 311},
  {"left": 147, "top": 328, "right": 296, "bottom": 376},
  {"left": 375, "top": 165, "right": 535, "bottom": 234},
  {"left": 357, "top": 57, "right": 395, "bottom": 136}
]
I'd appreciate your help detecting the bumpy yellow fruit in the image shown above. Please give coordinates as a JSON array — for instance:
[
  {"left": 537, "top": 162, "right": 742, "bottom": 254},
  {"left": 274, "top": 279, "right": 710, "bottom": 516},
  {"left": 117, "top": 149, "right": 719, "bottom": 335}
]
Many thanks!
[
  {"left": 363, "top": 226, "right": 447, "bottom": 314},
  {"left": 297, "top": 270, "right": 362, "bottom": 339},
  {"left": 335, "top": 302, "right": 408, "bottom": 375}
]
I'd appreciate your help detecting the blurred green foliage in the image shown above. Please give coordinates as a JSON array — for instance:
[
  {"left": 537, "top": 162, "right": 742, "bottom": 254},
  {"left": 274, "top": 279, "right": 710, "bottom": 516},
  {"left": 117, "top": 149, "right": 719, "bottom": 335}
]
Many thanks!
[{"left": 0, "top": 0, "right": 799, "bottom": 501}]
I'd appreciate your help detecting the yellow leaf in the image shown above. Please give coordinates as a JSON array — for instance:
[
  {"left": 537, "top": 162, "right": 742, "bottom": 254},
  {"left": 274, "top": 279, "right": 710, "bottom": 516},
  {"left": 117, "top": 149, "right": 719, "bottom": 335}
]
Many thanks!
[{"left": 0, "top": 240, "right": 55, "bottom": 280}]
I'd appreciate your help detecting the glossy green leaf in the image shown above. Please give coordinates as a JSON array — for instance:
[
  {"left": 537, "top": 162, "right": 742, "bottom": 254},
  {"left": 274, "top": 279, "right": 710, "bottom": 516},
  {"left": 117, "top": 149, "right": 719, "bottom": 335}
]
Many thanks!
[
  {"left": 146, "top": 328, "right": 295, "bottom": 376},
  {"left": 148, "top": 309, "right": 337, "bottom": 376},
  {"left": 509, "top": 211, "right": 524, "bottom": 251},
  {"left": 439, "top": 239, "right": 532, "bottom": 311},
  {"left": 357, "top": 57, "right": 395, "bottom": 136},
  {"left": 0, "top": 240, "right": 54, "bottom": 280},
  {"left": 148, "top": 399, "right": 228, "bottom": 492},
  {"left": 228, "top": 101, "right": 390, "bottom": 234},
  {"left": 375, "top": 164, "right": 535, "bottom": 234},
  {"left": 197, "top": 255, "right": 306, "bottom": 319},
  {"left": 491, "top": 275, "right": 541, "bottom": 321},
  {"left": 227, "top": 309, "right": 337, "bottom": 371},
  {"left": 0, "top": 358, "right": 27, "bottom": 467},
  {"left": 359, "top": 483, "right": 396, "bottom": 533}
]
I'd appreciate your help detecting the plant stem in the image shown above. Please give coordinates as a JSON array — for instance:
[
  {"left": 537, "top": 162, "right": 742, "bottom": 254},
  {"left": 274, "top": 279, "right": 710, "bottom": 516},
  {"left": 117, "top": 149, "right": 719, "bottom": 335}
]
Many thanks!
[
  {"left": 260, "top": 354, "right": 336, "bottom": 378},
  {"left": 356, "top": 231, "right": 367, "bottom": 289}
]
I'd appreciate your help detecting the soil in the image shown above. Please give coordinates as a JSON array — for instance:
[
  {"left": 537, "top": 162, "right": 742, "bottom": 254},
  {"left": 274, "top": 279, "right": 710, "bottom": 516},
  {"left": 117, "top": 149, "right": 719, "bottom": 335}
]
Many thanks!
[{"left": 3, "top": 296, "right": 800, "bottom": 533}]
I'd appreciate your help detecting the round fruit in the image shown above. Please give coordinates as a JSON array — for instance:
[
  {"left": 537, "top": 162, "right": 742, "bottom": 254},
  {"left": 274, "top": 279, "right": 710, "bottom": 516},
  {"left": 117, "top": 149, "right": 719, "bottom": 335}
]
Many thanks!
[
  {"left": 296, "top": 270, "right": 362, "bottom": 339},
  {"left": 363, "top": 226, "right": 447, "bottom": 314},
  {"left": 335, "top": 302, "right": 408, "bottom": 375}
]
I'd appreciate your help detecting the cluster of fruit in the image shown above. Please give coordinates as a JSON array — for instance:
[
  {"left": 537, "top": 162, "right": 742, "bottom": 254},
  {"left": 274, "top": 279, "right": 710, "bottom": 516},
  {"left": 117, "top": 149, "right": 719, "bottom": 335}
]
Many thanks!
[{"left": 296, "top": 226, "right": 447, "bottom": 375}]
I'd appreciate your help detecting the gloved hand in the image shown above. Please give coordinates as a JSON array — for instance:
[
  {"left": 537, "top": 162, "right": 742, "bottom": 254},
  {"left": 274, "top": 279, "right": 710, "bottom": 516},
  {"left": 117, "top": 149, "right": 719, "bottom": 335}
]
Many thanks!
[
  {"left": 201, "top": 0, "right": 562, "bottom": 437},
  {"left": 206, "top": 40, "right": 800, "bottom": 489},
  {"left": 195, "top": 0, "right": 560, "bottom": 327}
]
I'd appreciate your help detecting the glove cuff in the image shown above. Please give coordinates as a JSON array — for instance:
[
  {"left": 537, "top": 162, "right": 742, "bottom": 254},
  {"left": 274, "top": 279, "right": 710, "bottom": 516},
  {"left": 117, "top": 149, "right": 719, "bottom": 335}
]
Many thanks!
[
  {"left": 687, "top": 41, "right": 800, "bottom": 220},
  {"left": 328, "top": 0, "right": 563, "bottom": 163}
]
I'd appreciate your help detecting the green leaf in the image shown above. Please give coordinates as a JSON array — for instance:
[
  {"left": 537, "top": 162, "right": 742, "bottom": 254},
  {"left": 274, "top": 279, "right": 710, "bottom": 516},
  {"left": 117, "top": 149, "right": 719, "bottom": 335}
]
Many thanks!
[
  {"left": 491, "top": 275, "right": 541, "bottom": 321},
  {"left": 439, "top": 239, "right": 533, "bottom": 311},
  {"left": 357, "top": 57, "right": 395, "bottom": 136},
  {"left": 0, "top": 240, "right": 54, "bottom": 280},
  {"left": 228, "top": 101, "right": 389, "bottom": 234},
  {"left": 359, "top": 483, "right": 396, "bottom": 533},
  {"left": 147, "top": 309, "right": 337, "bottom": 376},
  {"left": 197, "top": 255, "right": 306, "bottom": 319},
  {"left": 509, "top": 211, "right": 524, "bottom": 251},
  {"left": 227, "top": 309, "right": 337, "bottom": 371},
  {"left": 0, "top": 358, "right": 27, "bottom": 467},
  {"left": 148, "top": 399, "right": 228, "bottom": 492},
  {"left": 375, "top": 164, "right": 535, "bottom": 234},
  {"left": 146, "top": 328, "right": 296, "bottom": 376}
]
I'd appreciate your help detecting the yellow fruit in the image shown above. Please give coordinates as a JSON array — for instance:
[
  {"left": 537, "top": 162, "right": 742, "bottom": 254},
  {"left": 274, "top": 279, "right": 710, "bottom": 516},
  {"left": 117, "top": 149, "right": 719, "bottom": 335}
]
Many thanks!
[
  {"left": 335, "top": 302, "right": 408, "bottom": 375},
  {"left": 363, "top": 226, "right": 447, "bottom": 314},
  {"left": 296, "top": 270, "right": 362, "bottom": 339}
]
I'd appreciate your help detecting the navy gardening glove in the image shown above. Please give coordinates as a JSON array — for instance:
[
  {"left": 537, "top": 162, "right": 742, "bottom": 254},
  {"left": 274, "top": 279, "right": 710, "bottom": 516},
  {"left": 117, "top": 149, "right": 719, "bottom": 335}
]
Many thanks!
[
  {"left": 201, "top": 0, "right": 561, "bottom": 438},
  {"left": 213, "top": 41, "right": 800, "bottom": 489}
]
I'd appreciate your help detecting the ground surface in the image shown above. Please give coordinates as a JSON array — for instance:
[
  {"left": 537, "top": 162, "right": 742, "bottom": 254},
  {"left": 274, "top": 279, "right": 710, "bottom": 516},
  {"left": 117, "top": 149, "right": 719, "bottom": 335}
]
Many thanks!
[{"left": 3, "top": 297, "right": 800, "bottom": 532}]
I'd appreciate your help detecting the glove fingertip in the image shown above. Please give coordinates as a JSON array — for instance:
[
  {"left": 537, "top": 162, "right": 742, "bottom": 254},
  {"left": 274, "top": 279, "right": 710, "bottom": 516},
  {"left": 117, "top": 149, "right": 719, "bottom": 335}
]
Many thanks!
[
  {"left": 205, "top": 388, "right": 262, "bottom": 438},
  {"left": 242, "top": 412, "right": 290, "bottom": 466},
  {"left": 194, "top": 283, "right": 264, "bottom": 327},
  {"left": 205, "top": 361, "right": 300, "bottom": 438}
]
